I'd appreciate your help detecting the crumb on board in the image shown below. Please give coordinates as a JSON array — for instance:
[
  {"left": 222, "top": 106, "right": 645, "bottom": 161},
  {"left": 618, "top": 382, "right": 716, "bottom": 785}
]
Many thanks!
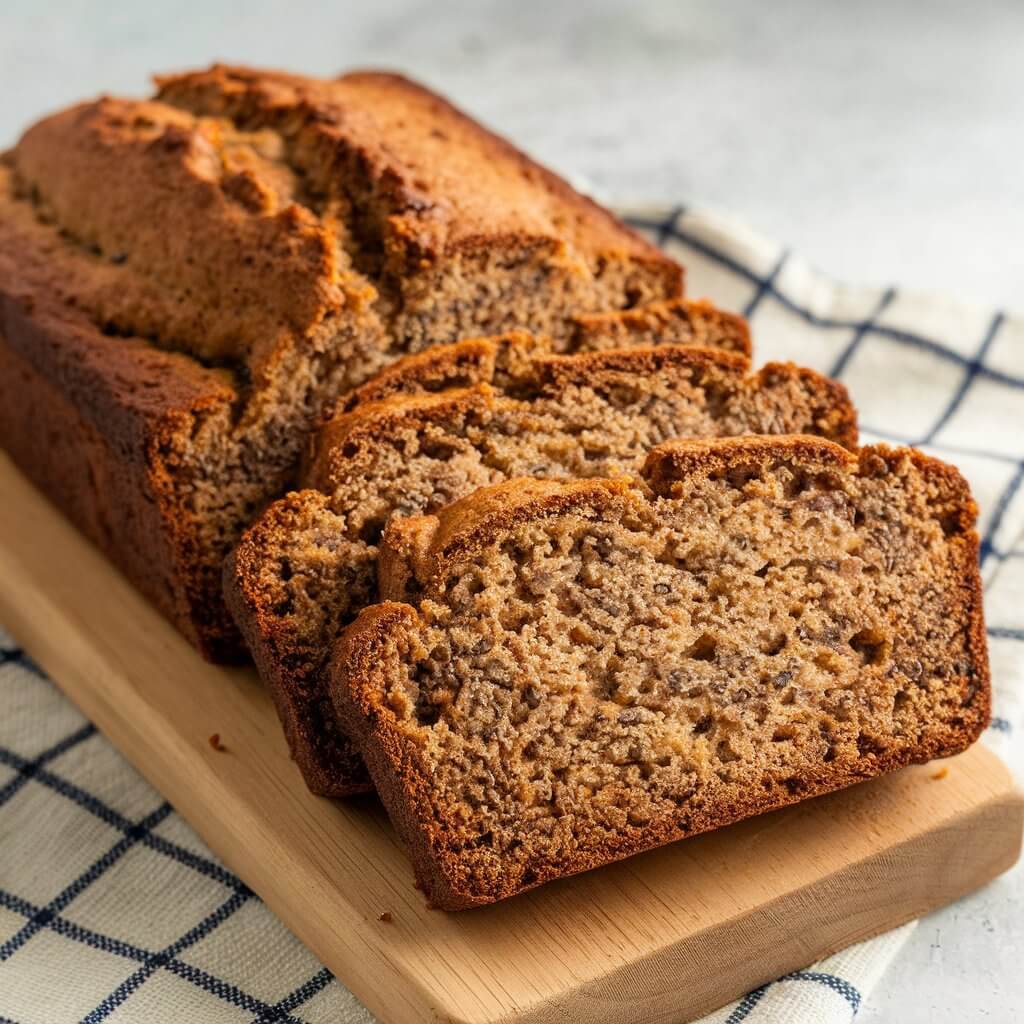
[
  {"left": 208, "top": 733, "right": 227, "bottom": 752},
  {"left": 377, "top": 911, "right": 392, "bottom": 923},
  {"left": 931, "top": 767, "right": 949, "bottom": 780}
]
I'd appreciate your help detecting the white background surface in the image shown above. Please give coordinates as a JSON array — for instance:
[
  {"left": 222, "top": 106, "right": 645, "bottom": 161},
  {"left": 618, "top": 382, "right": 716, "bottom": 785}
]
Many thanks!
[{"left": 1, "top": 2, "right": 1020, "bottom": 1021}]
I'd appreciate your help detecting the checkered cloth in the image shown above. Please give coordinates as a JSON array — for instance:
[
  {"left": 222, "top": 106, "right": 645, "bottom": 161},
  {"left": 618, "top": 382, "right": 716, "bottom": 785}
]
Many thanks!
[{"left": 1, "top": 204, "right": 1021, "bottom": 1023}]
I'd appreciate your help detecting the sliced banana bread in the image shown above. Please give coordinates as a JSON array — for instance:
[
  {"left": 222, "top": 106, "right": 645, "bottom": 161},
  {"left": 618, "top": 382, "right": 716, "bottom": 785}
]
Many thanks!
[
  {"left": 332, "top": 436, "right": 989, "bottom": 909},
  {"left": 569, "top": 298, "right": 751, "bottom": 353},
  {"left": 0, "top": 64, "right": 688, "bottom": 660},
  {"left": 226, "top": 345, "right": 856, "bottom": 795},
  {"left": 338, "top": 298, "right": 750, "bottom": 411}
]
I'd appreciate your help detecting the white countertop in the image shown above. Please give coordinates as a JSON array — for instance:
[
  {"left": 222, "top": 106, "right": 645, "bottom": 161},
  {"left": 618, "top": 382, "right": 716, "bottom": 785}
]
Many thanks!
[{"left": 1, "top": 2, "right": 1020, "bottom": 1020}]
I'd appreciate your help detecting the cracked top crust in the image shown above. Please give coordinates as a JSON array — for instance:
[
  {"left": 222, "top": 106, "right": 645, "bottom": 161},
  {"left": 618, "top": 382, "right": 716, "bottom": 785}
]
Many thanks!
[
  {"left": 154, "top": 66, "right": 676, "bottom": 269},
  {"left": 8, "top": 64, "right": 681, "bottom": 370}
]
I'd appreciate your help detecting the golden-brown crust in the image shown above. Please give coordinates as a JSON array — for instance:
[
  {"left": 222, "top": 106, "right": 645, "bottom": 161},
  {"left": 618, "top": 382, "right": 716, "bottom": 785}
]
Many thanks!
[
  {"left": 154, "top": 65, "right": 683, "bottom": 288},
  {"left": 0, "top": 254, "right": 245, "bottom": 659},
  {"left": 12, "top": 99, "right": 352, "bottom": 366},
  {"left": 332, "top": 437, "right": 990, "bottom": 910}
]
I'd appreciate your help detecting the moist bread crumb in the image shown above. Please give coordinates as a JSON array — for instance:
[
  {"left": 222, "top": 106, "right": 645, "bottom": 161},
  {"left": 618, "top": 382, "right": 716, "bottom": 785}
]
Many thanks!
[
  {"left": 331, "top": 436, "right": 989, "bottom": 909},
  {"left": 226, "top": 344, "right": 856, "bottom": 795}
]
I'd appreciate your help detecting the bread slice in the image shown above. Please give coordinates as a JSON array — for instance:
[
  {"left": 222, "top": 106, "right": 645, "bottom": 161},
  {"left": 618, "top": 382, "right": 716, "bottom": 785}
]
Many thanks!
[
  {"left": 0, "top": 64, "right": 685, "bottom": 659},
  {"left": 226, "top": 345, "right": 857, "bottom": 795},
  {"left": 569, "top": 298, "right": 751, "bottom": 354},
  {"left": 331, "top": 436, "right": 989, "bottom": 909},
  {"left": 338, "top": 298, "right": 751, "bottom": 410}
]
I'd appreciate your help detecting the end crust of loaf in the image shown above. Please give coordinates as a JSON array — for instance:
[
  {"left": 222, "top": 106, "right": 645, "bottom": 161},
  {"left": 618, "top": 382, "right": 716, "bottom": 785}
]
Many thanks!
[
  {"left": 331, "top": 436, "right": 988, "bottom": 909},
  {"left": 228, "top": 345, "right": 856, "bottom": 795},
  {"left": 0, "top": 283, "right": 243, "bottom": 658}
]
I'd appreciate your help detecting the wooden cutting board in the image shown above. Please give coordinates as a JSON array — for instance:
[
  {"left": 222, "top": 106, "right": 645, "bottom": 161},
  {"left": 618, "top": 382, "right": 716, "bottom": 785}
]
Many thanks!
[{"left": 0, "top": 450, "right": 1020, "bottom": 1024}]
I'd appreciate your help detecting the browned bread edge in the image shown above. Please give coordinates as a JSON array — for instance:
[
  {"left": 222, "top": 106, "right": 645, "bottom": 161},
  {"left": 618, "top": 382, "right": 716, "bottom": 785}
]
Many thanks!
[{"left": 0, "top": 286, "right": 243, "bottom": 660}]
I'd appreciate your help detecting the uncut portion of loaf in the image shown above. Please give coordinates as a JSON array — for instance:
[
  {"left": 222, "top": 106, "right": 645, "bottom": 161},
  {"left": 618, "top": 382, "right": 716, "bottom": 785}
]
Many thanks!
[
  {"left": 332, "top": 436, "right": 989, "bottom": 909},
  {"left": 226, "top": 344, "right": 856, "bottom": 795},
  {"left": 0, "top": 64, "right": 685, "bottom": 660}
]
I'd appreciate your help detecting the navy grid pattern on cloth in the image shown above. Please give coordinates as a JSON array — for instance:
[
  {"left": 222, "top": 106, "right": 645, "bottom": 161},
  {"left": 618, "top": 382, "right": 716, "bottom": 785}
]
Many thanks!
[
  {"left": 1, "top": 202, "right": 1021, "bottom": 1023},
  {"left": 0, "top": 646, "right": 337, "bottom": 1024}
]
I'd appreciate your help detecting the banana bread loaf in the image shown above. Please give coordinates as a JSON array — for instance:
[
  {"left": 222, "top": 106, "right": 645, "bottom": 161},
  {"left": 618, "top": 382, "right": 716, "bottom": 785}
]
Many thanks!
[
  {"left": 226, "top": 344, "right": 856, "bottom": 795},
  {"left": 332, "top": 436, "right": 989, "bottom": 909},
  {"left": 0, "top": 64, "right": 690, "bottom": 660}
]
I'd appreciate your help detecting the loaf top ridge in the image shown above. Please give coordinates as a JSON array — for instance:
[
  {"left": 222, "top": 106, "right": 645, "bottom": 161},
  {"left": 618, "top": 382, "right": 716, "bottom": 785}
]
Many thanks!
[{"left": 154, "top": 66, "right": 674, "bottom": 268}]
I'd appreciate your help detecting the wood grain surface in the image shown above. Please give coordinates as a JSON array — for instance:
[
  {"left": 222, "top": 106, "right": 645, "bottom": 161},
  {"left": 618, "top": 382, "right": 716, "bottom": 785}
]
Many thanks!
[{"left": 0, "top": 450, "right": 1020, "bottom": 1024}]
